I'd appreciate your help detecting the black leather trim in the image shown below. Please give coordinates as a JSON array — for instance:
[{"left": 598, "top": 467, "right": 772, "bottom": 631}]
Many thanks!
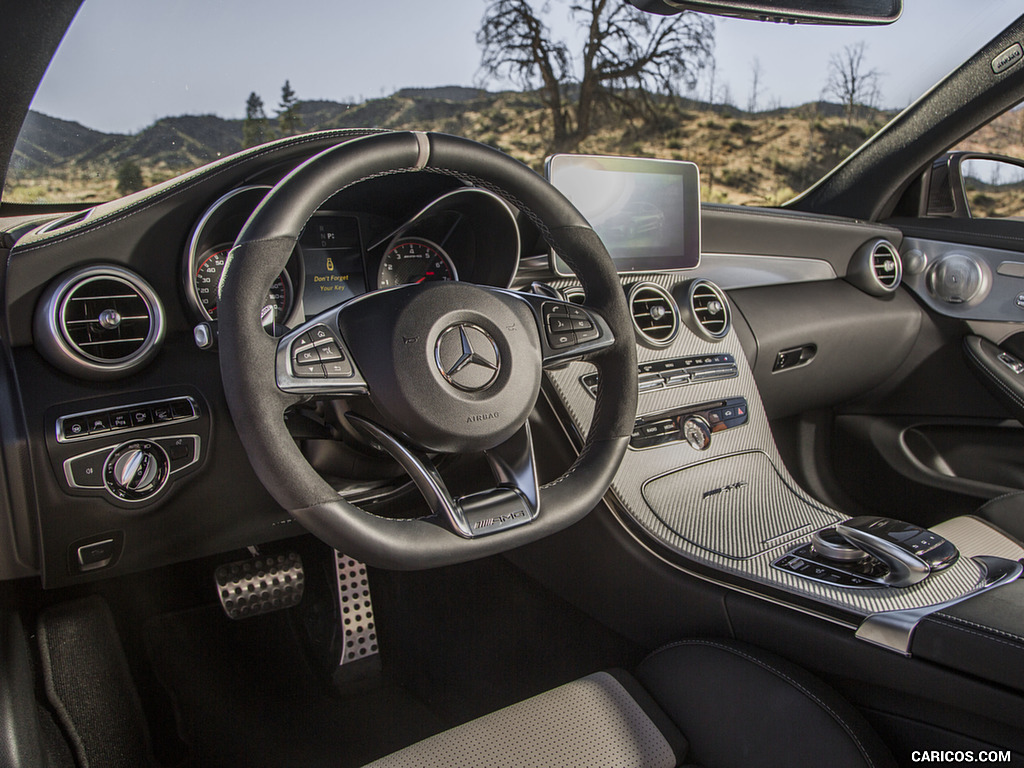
[
  {"left": 963, "top": 335, "right": 1024, "bottom": 424},
  {"left": 636, "top": 639, "right": 897, "bottom": 768},
  {"left": 219, "top": 132, "right": 637, "bottom": 569},
  {"left": 912, "top": 578, "right": 1024, "bottom": 693}
]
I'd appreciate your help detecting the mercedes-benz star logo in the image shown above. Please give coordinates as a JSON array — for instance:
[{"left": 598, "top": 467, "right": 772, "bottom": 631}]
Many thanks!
[{"left": 434, "top": 323, "right": 500, "bottom": 392}]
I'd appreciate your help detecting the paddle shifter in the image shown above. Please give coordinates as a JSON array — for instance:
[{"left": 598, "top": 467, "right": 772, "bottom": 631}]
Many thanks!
[{"left": 774, "top": 516, "right": 959, "bottom": 588}]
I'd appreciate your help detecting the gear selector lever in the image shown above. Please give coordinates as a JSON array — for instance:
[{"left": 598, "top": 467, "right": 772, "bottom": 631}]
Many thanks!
[{"left": 833, "top": 516, "right": 959, "bottom": 588}]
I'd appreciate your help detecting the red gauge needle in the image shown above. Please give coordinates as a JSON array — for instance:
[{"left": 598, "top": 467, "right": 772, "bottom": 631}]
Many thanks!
[{"left": 414, "top": 276, "right": 427, "bottom": 284}]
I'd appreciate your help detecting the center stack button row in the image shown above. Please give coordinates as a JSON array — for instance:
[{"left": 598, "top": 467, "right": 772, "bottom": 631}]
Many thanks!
[{"left": 291, "top": 325, "right": 353, "bottom": 378}]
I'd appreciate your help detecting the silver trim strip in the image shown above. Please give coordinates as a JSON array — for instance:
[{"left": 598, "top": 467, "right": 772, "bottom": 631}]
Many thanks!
[
  {"left": 695, "top": 252, "right": 837, "bottom": 290},
  {"left": 855, "top": 555, "right": 1023, "bottom": 655},
  {"left": 412, "top": 131, "right": 430, "bottom": 170}
]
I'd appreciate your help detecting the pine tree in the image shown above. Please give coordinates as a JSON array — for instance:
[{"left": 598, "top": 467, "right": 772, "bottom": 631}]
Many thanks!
[
  {"left": 277, "top": 80, "right": 303, "bottom": 137},
  {"left": 242, "top": 92, "right": 274, "bottom": 148},
  {"left": 116, "top": 161, "right": 144, "bottom": 194}
]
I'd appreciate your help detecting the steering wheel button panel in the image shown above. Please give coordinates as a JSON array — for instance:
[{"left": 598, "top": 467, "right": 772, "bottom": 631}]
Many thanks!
[
  {"left": 324, "top": 360, "right": 354, "bottom": 378},
  {"left": 315, "top": 342, "right": 343, "bottom": 362},
  {"left": 548, "top": 331, "right": 577, "bottom": 349},
  {"left": 295, "top": 348, "right": 320, "bottom": 366},
  {"left": 294, "top": 363, "right": 326, "bottom": 378},
  {"left": 548, "top": 316, "right": 574, "bottom": 334},
  {"left": 542, "top": 302, "right": 568, "bottom": 319}
]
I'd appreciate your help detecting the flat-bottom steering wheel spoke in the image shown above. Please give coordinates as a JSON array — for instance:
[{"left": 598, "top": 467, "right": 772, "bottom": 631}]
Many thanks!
[
  {"left": 276, "top": 308, "right": 368, "bottom": 397},
  {"left": 347, "top": 413, "right": 539, "bottom": 538}
]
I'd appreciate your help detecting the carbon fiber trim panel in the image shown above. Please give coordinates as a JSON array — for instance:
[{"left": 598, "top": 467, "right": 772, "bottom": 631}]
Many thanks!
[
  {"left": 546, "top": 272, "right": 990, "bottom": 618},
  {"left": 642, "top": 452, "right": 840, "bottom": 559}
]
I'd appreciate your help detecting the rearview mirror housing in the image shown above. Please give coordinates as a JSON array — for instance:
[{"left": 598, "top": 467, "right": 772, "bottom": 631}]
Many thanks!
[{"left": 627, "top": 0, "right": 902, "bottom": 25}]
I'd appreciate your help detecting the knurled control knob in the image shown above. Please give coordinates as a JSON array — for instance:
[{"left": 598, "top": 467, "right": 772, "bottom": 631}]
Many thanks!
[
  {"left": 104, "top": 440, "right": 169, "bottom": 501},
  {"left": 682, "top": 415, "right": 712, "bottom": 451},
  {"left": 811, "top": 527, "right": 870, "bottom": 563}
]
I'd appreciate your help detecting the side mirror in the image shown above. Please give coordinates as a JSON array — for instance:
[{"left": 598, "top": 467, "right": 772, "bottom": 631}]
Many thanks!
[{"left": 926, "top": 152, "right": 1024, "bottom": 219}]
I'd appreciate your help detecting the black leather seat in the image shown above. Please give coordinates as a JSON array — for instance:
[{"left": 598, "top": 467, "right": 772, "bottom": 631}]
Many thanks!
[
  {"left": 974, "top": 493, "right": 1024, "bottom": 544},
  {"left": 362, "top": 639, "right": 896, "bottom": 768}
]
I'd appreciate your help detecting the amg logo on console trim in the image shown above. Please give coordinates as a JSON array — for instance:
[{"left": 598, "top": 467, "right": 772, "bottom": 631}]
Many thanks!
[
  {"left": 473, "top": 510, "right": 528, "bottom": 529},
  {"left": 702, "top": 481, "right": 748, "bottom": 500},
  {"left": 467, "top": 412, "right": 499, "bottom": 423}
]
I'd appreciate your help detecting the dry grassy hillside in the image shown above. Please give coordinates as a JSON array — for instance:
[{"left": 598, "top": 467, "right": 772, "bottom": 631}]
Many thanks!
[{"left": 4, "top": 91, "right": 892, "bottom": 207}]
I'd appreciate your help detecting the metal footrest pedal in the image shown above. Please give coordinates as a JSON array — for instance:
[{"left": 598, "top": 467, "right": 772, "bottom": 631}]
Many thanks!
[
  {"left": 215, "top": 551, "right": 304, "bottom": 620},
  {"left": 334, "top": 552, "right": 381, "bottom": 684}
]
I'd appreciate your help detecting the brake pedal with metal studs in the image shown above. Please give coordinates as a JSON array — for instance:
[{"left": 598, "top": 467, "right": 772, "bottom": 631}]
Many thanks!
[
  {"left": 215, "top": 552, "right": 305, "bottom": 620},
  {"left": 334, "top": 553, "right": 380, "bottom": 678}
]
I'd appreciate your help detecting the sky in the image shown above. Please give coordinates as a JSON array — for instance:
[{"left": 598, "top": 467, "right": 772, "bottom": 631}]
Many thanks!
[{"left": 27, "top": 0, "right": 1024, "bottom": 135}]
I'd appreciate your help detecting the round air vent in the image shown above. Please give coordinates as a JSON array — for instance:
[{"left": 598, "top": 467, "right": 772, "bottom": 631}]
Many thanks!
[
  {"left": 848, "top": 238, "right": 902, "bottom": 296},
  {"left": 681, "top": 279, "right": 730, "bottom": 342},
  {"left": 628, "top": 282, "right": 679, "bottom": 347},
  {"left": 35, "top": 265, "right": 165, "bottom": 380}
]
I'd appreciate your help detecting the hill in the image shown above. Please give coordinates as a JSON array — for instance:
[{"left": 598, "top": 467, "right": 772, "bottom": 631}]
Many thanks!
[{"left": 4, "top": 88, "right": 895, "bottom": 205}]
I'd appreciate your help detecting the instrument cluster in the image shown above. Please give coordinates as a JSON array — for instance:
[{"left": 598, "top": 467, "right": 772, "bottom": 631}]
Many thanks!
[{"left": 184, "top": 184, "right": 522, "bottom": 335}]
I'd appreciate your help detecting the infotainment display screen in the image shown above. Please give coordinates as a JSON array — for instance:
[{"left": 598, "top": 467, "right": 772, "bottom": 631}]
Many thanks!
[{"left": 545, "top": 154, "right": 700, "bottom": 276}]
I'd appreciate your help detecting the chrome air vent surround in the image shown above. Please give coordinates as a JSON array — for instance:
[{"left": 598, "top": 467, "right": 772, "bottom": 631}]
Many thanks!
[
  {"left": 562, "top": 286, "right": 586, "bottom": 304},
  {"left": 848, "top": 238, "right": 902, "bottom": 296},
  {"left": 681, "top": 279, "right": 730, "bottom": 342},
  {"left": 35, "top": 265, "right": 165, "bottom": 380},
  {"left": 628, "top": 282, "right": 679, "bottom": 347}
]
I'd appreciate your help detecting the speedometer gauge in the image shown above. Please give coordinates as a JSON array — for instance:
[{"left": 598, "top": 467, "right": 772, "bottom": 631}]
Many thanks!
[
  {"left": 194, "top": 246, "right": 292, "bottom": 324},
  {"left": 377, "top": 238, "right": 457, "bottom": 289}
]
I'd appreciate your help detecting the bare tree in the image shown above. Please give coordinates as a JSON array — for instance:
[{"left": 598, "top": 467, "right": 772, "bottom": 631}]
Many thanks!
[
  {"left": 705, "top": 56, "right": 717, "bottom": 107},
  {"left": 747, "top": 57, "right": 763, "bottom": 113},
  {"left": 825, "top": 42, "right": 882, "bottom": 126},
  {"left": 478, "top": 0, "right": 714, "bottom": 152}
]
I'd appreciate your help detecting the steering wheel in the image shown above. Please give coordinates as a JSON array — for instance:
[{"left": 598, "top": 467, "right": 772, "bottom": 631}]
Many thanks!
[{"left": 218, "top": 132, "right": 638, "bottom": 569}]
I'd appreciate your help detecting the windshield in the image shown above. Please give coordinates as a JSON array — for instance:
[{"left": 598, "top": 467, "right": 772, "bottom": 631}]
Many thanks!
[{"left": 4, "top": 0, "right": 1021, "bottom": 207}]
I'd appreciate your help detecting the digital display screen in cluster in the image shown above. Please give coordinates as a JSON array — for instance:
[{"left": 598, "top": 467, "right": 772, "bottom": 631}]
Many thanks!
[{"left": 299, "top": 215, "right": 365, "bottom": 316}]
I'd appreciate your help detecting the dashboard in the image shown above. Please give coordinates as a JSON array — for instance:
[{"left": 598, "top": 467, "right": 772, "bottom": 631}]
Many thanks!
[{"left": 0, "top": 128, "right": 1006, "bottom": 604}]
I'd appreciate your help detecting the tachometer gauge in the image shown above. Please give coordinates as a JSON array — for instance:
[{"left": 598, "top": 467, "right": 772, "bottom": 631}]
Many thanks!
[
  {"left": 377, "top": 238, "right": 457, "bottom": 289},
  {"left": 194, "top": 246, "right": 292, "bottom": 325}
]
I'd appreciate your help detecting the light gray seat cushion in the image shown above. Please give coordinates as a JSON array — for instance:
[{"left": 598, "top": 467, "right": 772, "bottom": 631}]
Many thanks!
[{"left": 362, "top": 671, "right": 679, "bottom": 768}]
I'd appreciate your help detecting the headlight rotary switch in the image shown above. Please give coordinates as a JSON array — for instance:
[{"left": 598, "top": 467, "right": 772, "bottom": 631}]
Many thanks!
[{"left": 104, "top": 440, "right": 169, "bottom": 501}]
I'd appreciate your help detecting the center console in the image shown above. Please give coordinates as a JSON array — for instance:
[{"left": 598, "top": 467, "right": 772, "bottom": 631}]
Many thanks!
[
  {"left": 542, "top": 270, "right": 1024, "bottom": 659},
  {"left": 540, "top": 153, "right": 1024, "bottom": 676}
]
